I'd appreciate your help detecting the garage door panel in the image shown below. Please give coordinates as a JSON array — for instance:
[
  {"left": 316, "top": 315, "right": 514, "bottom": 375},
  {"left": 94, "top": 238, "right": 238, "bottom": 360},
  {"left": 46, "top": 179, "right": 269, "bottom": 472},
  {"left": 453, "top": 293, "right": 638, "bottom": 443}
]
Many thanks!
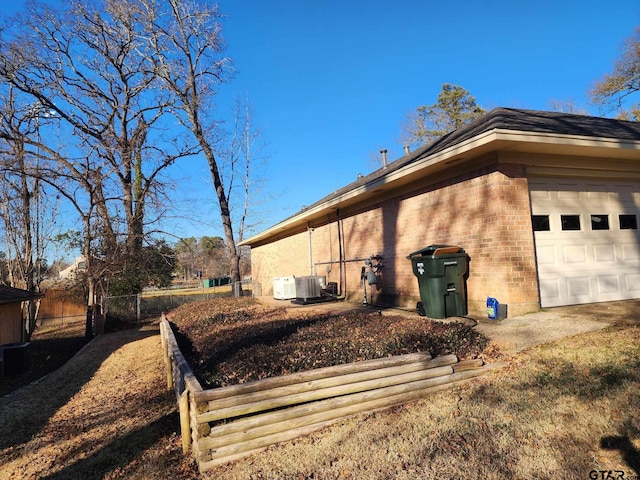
[
  {"left": 536, "top": 245, "right": 556, "bottom": 265},
  {"left": 530, "top": 189, "right": 551, "bottom": 202},
  {"left": 621, "top": 243, "right": 640, "bottom": 261},
  {"left": 531, "top": 178, "right": 640, "bottom": 307},
  {"left": 538, "top": 275, "right": 561, "bottom": 303},
  {"left": 596, "top": 274, "right": 619, "bottom": 294},
  {"left": 586, "top": 189, "right": 616, "bottom": 202},
  {"left": 593, "top": 244, "right": 616, "bottom": 263},
  {"left": 625, "top": 273, "right": 640, "bottom": 293},
  {"left": 566, "top": 276, "right": 591, "bottom": 298},
  {"left": 562, "top": 244, "right": 587, "bottom": 264}
]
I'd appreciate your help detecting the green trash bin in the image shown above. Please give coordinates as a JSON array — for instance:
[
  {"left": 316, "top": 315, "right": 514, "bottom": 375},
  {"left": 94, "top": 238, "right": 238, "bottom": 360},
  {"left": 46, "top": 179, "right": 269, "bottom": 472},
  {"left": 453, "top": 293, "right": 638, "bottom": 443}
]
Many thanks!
[{"left": 407, "top": 245, "right": 468, "bottom": 318}]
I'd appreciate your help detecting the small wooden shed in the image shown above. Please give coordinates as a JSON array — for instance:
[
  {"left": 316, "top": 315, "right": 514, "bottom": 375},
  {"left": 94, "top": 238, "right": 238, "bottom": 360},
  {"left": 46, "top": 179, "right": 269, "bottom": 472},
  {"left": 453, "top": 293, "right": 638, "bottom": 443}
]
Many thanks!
[{"left": 0, "top": 285, "right": 45, "bottom": 345}]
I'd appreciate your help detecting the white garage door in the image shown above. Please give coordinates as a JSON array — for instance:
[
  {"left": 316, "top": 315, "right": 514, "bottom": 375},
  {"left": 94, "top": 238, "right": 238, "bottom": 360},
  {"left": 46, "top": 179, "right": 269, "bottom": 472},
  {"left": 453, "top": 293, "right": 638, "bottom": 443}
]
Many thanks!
[{"left": 529, "top": 178, "right": 640, "bottom": 307}]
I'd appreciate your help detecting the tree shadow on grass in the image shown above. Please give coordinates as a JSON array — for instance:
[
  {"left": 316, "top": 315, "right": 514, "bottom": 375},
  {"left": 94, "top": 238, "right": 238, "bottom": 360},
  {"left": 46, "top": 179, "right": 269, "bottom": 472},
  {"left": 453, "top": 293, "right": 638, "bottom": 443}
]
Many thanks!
[
  {"left": 601, "top": 432, "right": 640, "bottom": 476},
  {"left": 40, "top": 410, "right": 187, "bottom": 480},
  {"left": 0, "top": 327, "right": 158, "bottom": 451},
  {"left": 0, "top": 335, "right": 89, "bottom": 397}
]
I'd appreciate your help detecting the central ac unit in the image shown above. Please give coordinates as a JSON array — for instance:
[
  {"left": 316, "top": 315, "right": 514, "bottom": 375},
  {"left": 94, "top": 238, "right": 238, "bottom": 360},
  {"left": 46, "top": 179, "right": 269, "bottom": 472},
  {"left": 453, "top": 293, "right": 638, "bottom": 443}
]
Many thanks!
[
  {"left": 273, "top": 276, "right": 296, "bottom": 300},
  {"left": 295, "top": 275, "right": 326, "bottom": 301}
]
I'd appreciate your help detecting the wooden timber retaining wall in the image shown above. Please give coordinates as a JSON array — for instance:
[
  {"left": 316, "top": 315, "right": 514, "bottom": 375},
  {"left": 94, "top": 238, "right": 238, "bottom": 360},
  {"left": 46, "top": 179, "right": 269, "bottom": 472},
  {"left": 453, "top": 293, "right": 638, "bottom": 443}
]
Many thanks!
[{"left": 159, "top": 314, "right": 502, "bottom": 473}]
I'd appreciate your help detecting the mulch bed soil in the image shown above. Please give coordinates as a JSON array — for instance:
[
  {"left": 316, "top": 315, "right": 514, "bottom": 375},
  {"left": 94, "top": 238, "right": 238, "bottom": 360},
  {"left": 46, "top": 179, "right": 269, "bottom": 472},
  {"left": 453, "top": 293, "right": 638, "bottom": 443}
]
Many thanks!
[{"left": 168, "top": 297, "right": 493, "bottom": 389}]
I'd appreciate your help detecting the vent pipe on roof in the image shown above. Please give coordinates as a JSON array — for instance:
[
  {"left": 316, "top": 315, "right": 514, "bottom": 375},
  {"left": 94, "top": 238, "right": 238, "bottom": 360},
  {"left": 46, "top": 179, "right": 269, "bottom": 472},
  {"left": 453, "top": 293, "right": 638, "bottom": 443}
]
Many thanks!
[
  {"left": 380, "top": 149, "right": 388, "bottom": 169},
  {"left": 403, "top": 145, "right": 410, "bottom": 155}
]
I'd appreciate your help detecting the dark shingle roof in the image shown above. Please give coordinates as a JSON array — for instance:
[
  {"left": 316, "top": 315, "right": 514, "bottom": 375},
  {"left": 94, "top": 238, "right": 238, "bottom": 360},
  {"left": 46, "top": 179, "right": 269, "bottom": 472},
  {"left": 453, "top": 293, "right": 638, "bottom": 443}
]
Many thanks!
[
  {"left": 300, "top": 108, "right": 640, "bottom": 214},
  {"left": 0, "top": 285, "right": 44, "bottom": 305},
  {"left": 425, "top": 107, "right": 640, "bottom": 156}
]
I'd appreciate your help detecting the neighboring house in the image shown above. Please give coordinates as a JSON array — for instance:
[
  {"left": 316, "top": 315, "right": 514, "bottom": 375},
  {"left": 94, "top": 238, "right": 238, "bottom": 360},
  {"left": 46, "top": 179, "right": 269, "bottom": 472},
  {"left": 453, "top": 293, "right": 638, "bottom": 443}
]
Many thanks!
[
  {"left": 239, "top": 108, "right": 640, "bottom": 318},
  {"left": 0, "top": 285, "right": 45, "bottom": 344},
  {"left": 59, "top": 256, "right": 87, "bottom": 281}
]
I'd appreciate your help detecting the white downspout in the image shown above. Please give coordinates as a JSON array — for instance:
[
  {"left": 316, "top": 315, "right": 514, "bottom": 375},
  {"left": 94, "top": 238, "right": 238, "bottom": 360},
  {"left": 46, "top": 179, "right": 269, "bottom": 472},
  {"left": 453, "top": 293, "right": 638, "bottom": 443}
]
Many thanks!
[{"left": 307, "top": 224, "right": 314, "bottom": 275}]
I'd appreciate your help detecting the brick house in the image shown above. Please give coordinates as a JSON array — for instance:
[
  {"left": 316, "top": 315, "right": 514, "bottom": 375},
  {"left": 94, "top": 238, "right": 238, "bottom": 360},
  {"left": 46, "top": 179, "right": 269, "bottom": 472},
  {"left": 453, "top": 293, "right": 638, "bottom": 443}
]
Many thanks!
[{"left": 239, "top": 108, "right": 640, "bottom": 317}]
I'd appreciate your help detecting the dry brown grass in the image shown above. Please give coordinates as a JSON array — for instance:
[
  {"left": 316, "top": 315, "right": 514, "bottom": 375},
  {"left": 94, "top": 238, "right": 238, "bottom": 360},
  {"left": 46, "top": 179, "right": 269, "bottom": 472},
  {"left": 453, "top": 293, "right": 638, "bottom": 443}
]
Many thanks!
[
  {"left": 206, "top": 325, "right": 640, "bottom": 479},
  {"left": 0, "top": 323, "right": 200, "bottom": 480},
  {"left": 1, "top": 302, "right": 638, "bottom": 480}
]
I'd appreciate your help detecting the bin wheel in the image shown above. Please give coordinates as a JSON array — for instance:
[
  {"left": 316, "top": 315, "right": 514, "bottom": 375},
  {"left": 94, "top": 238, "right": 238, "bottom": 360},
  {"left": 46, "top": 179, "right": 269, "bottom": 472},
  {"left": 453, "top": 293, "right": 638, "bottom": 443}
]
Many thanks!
[{"left": 416, "top": 302, "right": 426, "bottom": 316}]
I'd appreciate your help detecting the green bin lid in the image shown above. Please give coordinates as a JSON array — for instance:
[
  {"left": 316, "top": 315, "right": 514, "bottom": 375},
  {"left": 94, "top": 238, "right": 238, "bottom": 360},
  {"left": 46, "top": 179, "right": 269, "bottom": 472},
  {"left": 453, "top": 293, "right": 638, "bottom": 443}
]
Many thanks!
[{"left": 406, "top": 245, "right": 464, "bottom": 259}]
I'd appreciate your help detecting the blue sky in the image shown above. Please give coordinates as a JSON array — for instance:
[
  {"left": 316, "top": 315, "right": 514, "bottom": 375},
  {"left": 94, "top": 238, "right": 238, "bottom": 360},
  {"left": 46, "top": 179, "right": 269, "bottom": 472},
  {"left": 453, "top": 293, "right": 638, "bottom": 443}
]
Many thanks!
[
  {"left": 3, "top": 0, "right": 640, "bottom": 244},
  {"left": 213, "top": 0, "right": 639, "bottom": 237}
]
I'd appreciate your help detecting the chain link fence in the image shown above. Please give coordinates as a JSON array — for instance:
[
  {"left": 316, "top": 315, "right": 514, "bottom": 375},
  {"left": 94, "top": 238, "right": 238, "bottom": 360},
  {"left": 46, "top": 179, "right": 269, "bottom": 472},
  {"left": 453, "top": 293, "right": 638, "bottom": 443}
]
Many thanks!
[{"left": 103, "top": 280, "right": 251, "bottom": 326}]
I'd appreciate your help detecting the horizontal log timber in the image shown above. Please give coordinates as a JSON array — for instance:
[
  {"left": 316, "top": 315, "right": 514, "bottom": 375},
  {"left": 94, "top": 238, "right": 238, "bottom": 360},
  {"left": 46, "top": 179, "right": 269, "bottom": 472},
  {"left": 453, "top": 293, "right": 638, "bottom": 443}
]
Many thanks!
[
  {"left": 198, "top": 363, "right": 455, "bottom": 423},
  {"left": 192, "top": 351, "right": 435, "bottom": 404},
  {"left": 201, "top": 369, "right": 492, "bottom": 465},
  {"left": 204, "top": 368, "right": 458, "bottom": 441},
  {"left": 199, "top": 446, "right": 272, "bottom": 472},
  {"left": 199, "top": 419, "right": 339, "bottom": 472},
  {"left": 206, "top": 354, "right": 458, "bottom": 411},
  {"left": 452, "top": 358, "right": 484, "bottom": 372},
  {"left": 200, "top": 367, "right": 488, "bottom": 452}
]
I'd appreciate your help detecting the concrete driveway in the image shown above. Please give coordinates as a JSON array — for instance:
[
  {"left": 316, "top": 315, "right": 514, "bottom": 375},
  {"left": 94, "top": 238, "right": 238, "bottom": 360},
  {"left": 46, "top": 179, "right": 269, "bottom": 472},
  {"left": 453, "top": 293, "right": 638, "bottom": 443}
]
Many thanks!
[{"left": 473, "top": 299, "right": 640, "bottom": 354}]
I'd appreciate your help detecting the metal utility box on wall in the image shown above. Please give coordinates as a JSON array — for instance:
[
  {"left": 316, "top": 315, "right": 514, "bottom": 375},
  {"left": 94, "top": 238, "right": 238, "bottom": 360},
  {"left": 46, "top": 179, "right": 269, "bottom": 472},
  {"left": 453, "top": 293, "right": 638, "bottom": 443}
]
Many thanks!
[
  {"left": 295, "top": 276, "right": 326, "bottom": 301},
  {"left": 273, "top": 276, "right": 296, "bottom": 300}
]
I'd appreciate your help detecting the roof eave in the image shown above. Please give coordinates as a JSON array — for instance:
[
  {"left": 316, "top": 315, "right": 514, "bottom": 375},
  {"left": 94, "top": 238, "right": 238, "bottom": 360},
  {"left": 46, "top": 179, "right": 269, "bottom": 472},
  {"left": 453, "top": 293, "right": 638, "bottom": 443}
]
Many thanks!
[
  {"left": 239, "top": 129, "right": 640, "bottom": 246},
  {"left": 0, "top": 292, "right": 45, "bottom": 305}
]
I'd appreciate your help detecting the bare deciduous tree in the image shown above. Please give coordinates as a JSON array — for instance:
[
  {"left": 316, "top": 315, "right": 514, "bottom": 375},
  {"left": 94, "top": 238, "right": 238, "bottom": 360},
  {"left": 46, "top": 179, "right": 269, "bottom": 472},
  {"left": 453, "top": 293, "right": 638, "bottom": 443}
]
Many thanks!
[
  {"left": 0, "top": 0, "right": 198, "bottom": 301},
  {"left": 548, "top": 99, "right": 589, "bottom": 115},
  {"left": 0, "top": 89, "right": 60, "bottom": 339},
  {"left": 225, "top": 97, "right": 270, "bottom": 244},
  {"left": 141, "top": 0, "right": 245, "bottom": 290},
  {"left": 1, "top": 0, "right": 268, "bottom": 302}
]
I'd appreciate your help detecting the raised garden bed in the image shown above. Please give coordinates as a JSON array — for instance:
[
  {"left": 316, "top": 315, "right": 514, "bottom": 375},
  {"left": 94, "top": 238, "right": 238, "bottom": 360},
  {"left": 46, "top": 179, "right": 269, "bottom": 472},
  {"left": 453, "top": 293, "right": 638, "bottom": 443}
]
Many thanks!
[
  {"left": 162, "top": 298, "right": 501, "bottom": 470},
  {"left": 167, "top": 297, "right": 491, "bottom": 389}
]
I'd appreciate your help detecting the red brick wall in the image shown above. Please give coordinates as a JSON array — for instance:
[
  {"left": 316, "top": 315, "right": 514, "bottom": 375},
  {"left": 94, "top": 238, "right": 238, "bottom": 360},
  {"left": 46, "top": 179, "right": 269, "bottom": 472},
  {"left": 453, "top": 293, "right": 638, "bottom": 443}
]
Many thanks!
[
  {"left": 250, "top": 230, "right": 311, "bottom": 296},
  {"left": 251, "top": 163, "right": 540, "bottom": 317}
]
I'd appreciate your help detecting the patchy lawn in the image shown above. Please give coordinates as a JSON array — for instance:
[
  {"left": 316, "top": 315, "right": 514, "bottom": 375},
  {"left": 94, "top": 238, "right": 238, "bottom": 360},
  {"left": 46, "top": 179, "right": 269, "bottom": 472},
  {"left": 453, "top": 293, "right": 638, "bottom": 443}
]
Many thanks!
[
  {"left": 2, "top": 298, "right": 637, "bottom": 479},
  {"left": 167, "top": 297, "right": 492, "bottom": 389}
]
